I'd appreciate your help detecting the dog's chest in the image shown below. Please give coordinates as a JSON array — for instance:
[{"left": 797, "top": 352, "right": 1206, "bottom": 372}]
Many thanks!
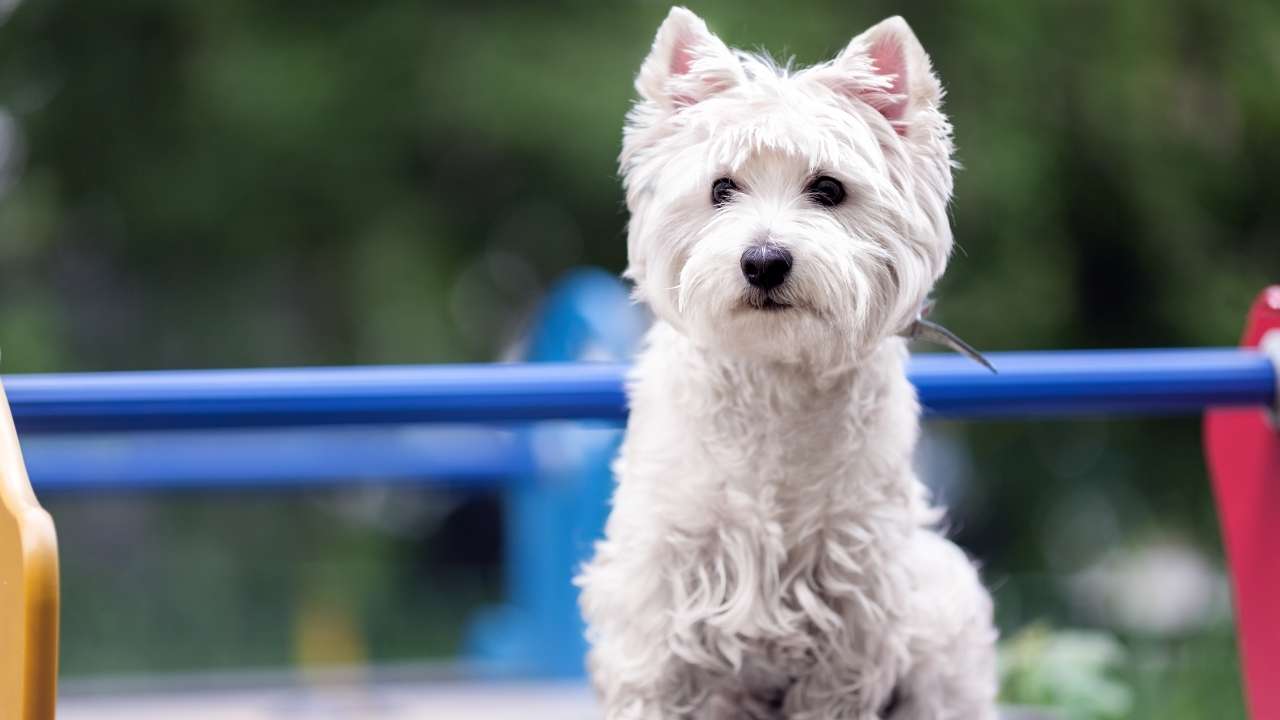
[
  {"left": 687, "top": 490, "right": 859, "bottom": 639},
  {"left": 660, "top": 376, "right": 904, "bottom": 613},
  {"left": 666, "top": 417, "right": 915, "bottom": 671}
]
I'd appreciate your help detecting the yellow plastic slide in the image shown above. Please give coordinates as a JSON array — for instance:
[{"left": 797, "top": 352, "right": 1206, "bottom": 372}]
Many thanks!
[{"left": 0, "top": 380, "right": 58, "bottom": 720}]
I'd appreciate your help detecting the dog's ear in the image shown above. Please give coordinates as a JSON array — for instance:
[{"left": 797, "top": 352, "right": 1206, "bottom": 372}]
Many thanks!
[
  {"left": 636, "top": 7, "right": 742, "bottom": 110},
  {"left": 820, "top": 16, "right": 943, "bottom": 136}
]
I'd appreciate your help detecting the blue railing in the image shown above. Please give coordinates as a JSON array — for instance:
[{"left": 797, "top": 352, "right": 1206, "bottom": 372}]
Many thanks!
[
  {"left": 19, "top": 426, "right": 532, "bottom": 492},
  {"left": 7, "top": 348, "right": 1274, "bottom": 432},
  {"left": 7, "top": 267, "right": 1278, "bottom": 679}
]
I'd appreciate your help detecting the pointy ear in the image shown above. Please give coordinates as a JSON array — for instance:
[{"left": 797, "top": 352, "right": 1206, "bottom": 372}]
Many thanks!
[
  {"left": 821, "top": 16, "right": 943, "bottom": 135},
  {"left": 635, "top": 7, "right": 742, "bottom": 110}
]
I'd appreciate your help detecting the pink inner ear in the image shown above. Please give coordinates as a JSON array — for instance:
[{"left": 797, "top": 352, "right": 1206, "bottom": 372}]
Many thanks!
[
  {"left": 670, "top": 30, "right": 696, "bottom": 77},
  {"left": 656, "top": 20, "right": 737, "bottom": 109},
  {"left": 668, "top": 30, "right": 721, "bottom": 107},
  {"left": 866, "top": 33, "right": 910, "bottom": 128}
]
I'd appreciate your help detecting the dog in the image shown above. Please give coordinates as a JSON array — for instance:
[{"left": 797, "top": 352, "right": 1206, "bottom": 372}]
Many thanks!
[{"left": 576, "top": 8, "right": 998, "bottom": 719}]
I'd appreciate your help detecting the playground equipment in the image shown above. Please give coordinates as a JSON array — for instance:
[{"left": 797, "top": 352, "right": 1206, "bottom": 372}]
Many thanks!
[
  {"left": 0, "top": 381, "right": 59, "bottom": 720},
  {"left": 0, "top": 270, "right": 1277, "bottom": 717},
  {"left": 1205, "top": 287, "right": 1280, "bottom": 720}
]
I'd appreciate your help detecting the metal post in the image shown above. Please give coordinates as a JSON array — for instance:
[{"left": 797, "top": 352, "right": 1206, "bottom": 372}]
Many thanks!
[{"left": 462, "top": 268, "right": 645, "bottom": 678}]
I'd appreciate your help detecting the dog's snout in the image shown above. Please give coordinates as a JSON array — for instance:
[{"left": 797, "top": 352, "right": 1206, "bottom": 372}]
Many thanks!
[{"left": 740, "top": 246, "right": 792, "bottom": 291}]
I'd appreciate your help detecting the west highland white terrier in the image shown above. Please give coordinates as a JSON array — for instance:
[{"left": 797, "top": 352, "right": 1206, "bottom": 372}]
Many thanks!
[{"left": 577, "top": 8, "right": 998, "bottom": 719}]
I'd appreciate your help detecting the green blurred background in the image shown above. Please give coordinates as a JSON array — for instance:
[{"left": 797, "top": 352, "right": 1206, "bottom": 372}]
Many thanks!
[{"left": 1, "top": 1, "right": 1278, "bottom": 717}]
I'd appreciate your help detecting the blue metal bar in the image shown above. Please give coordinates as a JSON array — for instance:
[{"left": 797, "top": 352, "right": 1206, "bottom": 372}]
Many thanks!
[
  {"left": 22, "top": 426, "right": 532, "bottom": 492},
  {"left": 911, "top": 347, "right": 1277, "bottom": 417},
  {"left": 4, "top": 348, "right": 1273, "bottom": 432},
  {"left": 4, "top": 363, "right": 630, "bottom": 433}
]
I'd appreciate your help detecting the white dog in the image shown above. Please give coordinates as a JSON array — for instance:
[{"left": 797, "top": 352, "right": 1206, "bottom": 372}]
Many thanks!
[{"left": 576, "top": 8, "right": 998, "bottom": 719}]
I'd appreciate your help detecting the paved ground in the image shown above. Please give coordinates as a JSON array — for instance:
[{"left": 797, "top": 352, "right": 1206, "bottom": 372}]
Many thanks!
[
  {"left": 59, "top": 680, "right": 599, "bottom": 720},
  {"left": 56, "top": 671, "right": 1057, "bottom": 719}
]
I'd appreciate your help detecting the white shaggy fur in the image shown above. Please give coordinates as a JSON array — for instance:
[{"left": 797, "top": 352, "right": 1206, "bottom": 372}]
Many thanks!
[{"left": 576, "top": 8, "right": 998, "bottom": 719}]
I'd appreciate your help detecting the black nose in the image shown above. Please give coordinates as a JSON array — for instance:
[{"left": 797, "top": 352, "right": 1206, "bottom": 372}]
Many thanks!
[{"left": 740, "top": 246, "right": 792, "bottom": 290}]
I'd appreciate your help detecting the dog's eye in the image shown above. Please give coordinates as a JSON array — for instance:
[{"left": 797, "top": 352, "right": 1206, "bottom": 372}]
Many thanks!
[
  {"left": 806, "top": 176, "right": 846, "bottom": 208},
  {"left": 711, "top": 177, "right": 738, "bottom": 207}
]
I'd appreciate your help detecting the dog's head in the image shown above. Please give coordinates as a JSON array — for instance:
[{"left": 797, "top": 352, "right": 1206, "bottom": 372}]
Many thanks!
[{"left": 622, "top": 8, "right": 955, "bottom": 364}]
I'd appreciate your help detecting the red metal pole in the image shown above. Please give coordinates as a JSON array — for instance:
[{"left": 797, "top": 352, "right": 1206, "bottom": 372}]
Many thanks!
[{"left": 1205, "top": 286, "right": 1280, "bottom": 719}]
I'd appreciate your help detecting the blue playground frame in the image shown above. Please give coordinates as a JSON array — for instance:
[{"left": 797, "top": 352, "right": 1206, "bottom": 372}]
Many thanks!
[{"left": 7, "top": 268, "right": 1278, "bottom": 679}]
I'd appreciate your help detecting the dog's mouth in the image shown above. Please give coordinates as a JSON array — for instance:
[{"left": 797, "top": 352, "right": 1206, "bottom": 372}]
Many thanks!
[
  {"left": 740, "top": 291, "right": 794, "bottom": 313},
  {"left": 753, "top": 297, "right": 791, "bottom": 311}
]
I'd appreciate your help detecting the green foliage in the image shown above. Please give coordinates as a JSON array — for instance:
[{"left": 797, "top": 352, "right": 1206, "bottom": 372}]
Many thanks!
[
  {"left": 1001, "top": 624, "right": 1132, "bottom": 720},
  {"left": 4, "top": 1, "right": 1272, "bottom": 372}
]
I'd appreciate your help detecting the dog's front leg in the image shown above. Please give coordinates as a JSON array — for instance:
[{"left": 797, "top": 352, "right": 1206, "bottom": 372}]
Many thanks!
[
  {"left": 883, "top": 531, "right": 1000, "bottom": 720},
  {"left": 579, "top": 537, "right": 697, "bottom": 720},
  {"left": 781, "top": 644, "right": 905, "bottom": 720},
  {"left": 785, "top": 530, "right": 999, "bottom": 720},
  {"left": 778, "top": 539, "right": 915, "bottom": 720}
]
